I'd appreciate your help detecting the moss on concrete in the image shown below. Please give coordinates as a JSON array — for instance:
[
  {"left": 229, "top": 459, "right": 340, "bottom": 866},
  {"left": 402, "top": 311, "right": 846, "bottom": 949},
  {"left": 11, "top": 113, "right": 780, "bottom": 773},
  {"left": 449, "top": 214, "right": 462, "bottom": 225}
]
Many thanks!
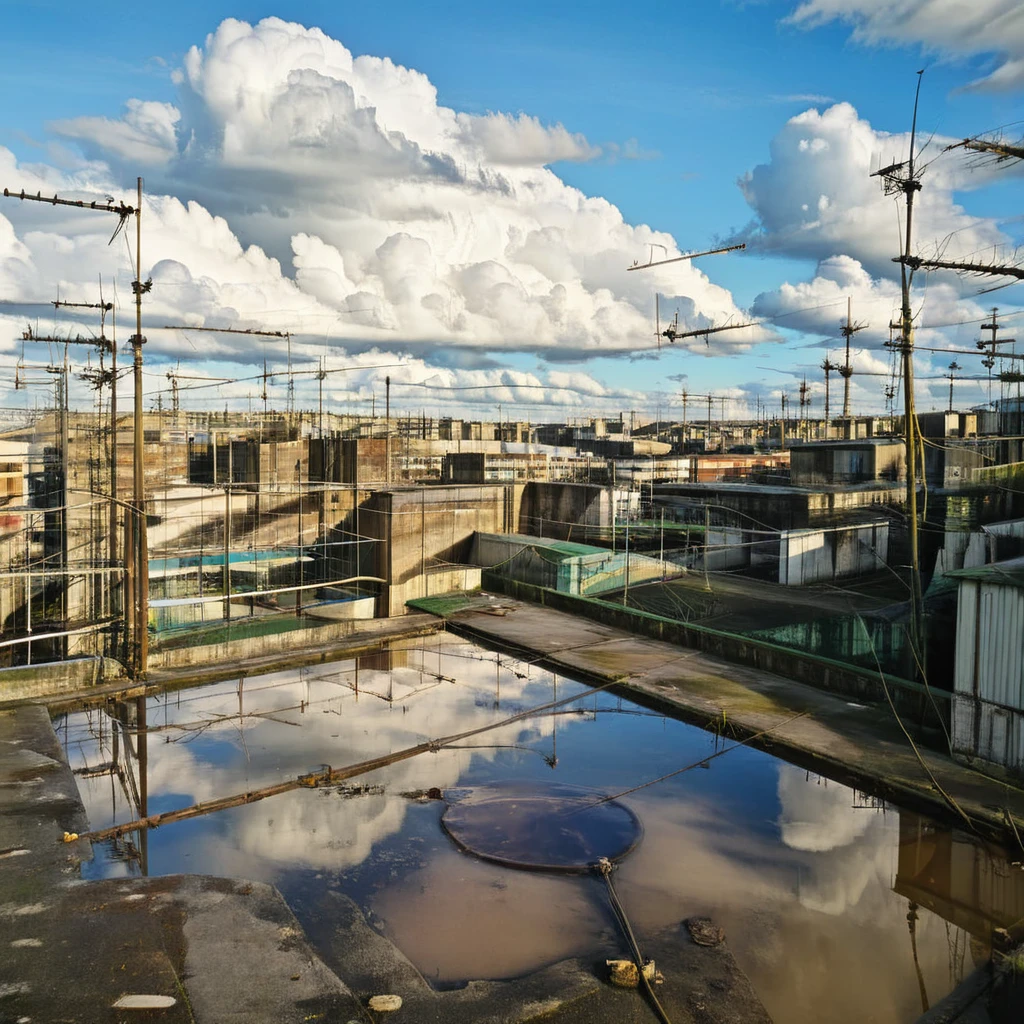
[{"left": 407, "top": 593, "right": 476, "bottom": 617}]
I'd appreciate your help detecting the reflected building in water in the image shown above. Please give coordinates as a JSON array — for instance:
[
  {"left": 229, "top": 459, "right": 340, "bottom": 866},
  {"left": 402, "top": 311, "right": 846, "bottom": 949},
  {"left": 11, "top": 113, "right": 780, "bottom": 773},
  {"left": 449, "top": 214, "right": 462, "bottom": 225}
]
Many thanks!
[{"left": 895, "top": 811, "right": 1024, "bottom": 945}]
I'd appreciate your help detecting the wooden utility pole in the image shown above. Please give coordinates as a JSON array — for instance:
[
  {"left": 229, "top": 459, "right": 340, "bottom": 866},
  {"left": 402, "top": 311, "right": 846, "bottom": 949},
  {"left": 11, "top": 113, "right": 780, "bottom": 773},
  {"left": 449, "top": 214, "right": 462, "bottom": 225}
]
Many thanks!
[
  {"left": 873, "top": 72, "right": 925, "bottom": 657},
  {"left": 109, "top": 307, "right": 117, "bottom": 575},
  {"left": 296, "top": 458, "right": 303, "bottom": 617},
  {"left": 317, "top": 357, "right": 326, "bottom": 438},
  {"left": 975, "top": 309, "right": 1017, "bottom": 432},
  {"left": 222, "top": 480, "right": 232, "bottom": 624}
]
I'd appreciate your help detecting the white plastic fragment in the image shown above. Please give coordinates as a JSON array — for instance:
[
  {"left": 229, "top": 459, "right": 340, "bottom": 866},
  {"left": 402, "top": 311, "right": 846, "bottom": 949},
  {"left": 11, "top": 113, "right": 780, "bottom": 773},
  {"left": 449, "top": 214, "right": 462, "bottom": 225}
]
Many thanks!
[
  {"left": 112, "top": 994, "right": 178, "bottom": 1010},
  {"left": 368, "top": 994, "right": 403, "bottom": 1012},
  {"left": 11, "top": 938, "right": 43, "bottom": 947}
]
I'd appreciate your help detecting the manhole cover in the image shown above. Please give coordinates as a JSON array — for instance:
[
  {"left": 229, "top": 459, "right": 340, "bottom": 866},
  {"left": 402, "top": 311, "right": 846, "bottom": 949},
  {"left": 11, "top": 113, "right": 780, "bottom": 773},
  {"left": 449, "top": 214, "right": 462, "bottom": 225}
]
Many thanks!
[{"left": 441, "top": 781, "right": 642, "bottom": 874}]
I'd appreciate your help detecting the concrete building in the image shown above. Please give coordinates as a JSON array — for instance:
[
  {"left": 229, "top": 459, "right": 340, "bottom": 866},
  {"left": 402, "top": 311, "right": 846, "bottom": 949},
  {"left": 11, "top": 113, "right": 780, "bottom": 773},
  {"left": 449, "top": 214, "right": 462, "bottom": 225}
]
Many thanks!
[
  {"left": 347, "top": 484, "right": 520, "bottom": 616},
  {"left": 923, "top": 437, "right": 1024, "bottom": 491},
  {"left": 777, "top": 521, "right": 889, "bottom": 585},
  {"left": 670, "top": 519, "right": 889, "bottom": 585},
  {"left": 694, "top": 452, "right": 789, "bottom": 483},
  {"left": 602, "top": 458, "right": 694, "bottom": 486},
  {"left": 658, "top": 481, "right": 904, "bottom": 533},
  {"left": 441, "top": 452, "right": 550, "bottom": 484},
  {"left": 789, "top": 439, "right": 905, "bottom": 487},
  {"left": 0, "top": 442, "right": 35, "bottom": 652},
  {"left": 308, "top": 438, "right": 389, "bottom": 485},
  {"left": 189, "top": 437, "right": 306, "bottom": 487},
  {"left": 518, "top": 481, "right": 632, "bottom": 542},
  {"left": 917, "top": 411, "right": 980, "bottom": 439},
  {"left": 577, "top": 438, "right": 672, "bottom": 459},
  {"left": 950, "top": 557, "right": 1024, "bottom": 775}
]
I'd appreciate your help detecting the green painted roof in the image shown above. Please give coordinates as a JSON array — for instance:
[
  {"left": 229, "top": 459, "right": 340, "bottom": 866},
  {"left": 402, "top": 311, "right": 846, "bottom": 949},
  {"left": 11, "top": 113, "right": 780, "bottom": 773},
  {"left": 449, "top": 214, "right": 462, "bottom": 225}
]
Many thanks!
[
  {"left": 946, "top": 556, "right": 1024, "bottom": 589},
  {"left": 485, "top": 532, "right": 606, "bottom": 559}
]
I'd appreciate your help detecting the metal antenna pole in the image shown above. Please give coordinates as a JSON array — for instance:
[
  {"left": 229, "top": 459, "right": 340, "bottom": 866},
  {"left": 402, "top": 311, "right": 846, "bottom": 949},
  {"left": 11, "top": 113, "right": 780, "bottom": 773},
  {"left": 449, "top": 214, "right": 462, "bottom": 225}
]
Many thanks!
[
  {"left": 131, "top": 177, "right": 148, "bottom": 677},
  {"left": 385, "top": 375, "right": 391, "bottom": 485}
]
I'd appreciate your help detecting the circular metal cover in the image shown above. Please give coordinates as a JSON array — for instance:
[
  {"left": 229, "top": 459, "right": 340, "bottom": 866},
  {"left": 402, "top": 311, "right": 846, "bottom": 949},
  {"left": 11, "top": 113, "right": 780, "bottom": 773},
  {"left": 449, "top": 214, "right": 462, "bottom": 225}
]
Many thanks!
[{"left": 441, "top": 781, "right": 642, "bottom": 874}]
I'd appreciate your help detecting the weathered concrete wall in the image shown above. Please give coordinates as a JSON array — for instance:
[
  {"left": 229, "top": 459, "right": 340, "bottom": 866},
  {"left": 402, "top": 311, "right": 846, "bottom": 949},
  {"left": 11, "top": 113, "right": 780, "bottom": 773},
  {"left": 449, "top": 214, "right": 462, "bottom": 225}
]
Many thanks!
[
  {"left": 147, "top": 615, "right": 435, "bottom": 671},
  {"left": 387, "top": 567, "right": 482, "bottom": 612},
  {"left": 0, "top": 656, "right": 125, "bottom": 702},
  {"left": 518, "top": 481, "right": 613, "bottom": 541},
  {"left": 779, "top": 521, "right": 888, "bottom": 585},
  {"left": 359, "top": 485, "right": 518, "bottom": 616}
]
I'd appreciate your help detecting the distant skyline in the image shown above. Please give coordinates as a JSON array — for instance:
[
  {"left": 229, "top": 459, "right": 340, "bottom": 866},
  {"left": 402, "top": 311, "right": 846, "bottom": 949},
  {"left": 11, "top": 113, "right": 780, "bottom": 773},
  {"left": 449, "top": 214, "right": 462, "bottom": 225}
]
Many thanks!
[{"left": 0, "top": 1, "right": 1021, "bottom": 422}]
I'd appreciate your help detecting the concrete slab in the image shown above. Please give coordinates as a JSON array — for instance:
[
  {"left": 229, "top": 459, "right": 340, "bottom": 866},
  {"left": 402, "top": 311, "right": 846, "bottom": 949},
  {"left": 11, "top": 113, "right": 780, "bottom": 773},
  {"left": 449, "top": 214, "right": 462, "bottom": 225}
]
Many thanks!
[
  {"left": 425, "top": 592, "right": 1024, "bottom": 847},
  {"left": 0, "top": 705, "right": 365, "bottom": 1024}
]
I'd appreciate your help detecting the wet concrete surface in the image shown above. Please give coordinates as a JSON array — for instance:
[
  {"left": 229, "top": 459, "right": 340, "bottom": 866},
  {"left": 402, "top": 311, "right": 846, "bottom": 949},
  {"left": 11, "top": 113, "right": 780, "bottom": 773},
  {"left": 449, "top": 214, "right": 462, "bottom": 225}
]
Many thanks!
[
  {"left": 0, "top": 705, "right": 366, "bottom": 1023},
  {"left": 427, "top": 592, "right": 1024, "bottom": 847},
  {"left": 302, "top": 887, "right": 770, "bottom": 1024},
  {"left": 0, "top": 702, "right": 773, "bottom": 1023}
]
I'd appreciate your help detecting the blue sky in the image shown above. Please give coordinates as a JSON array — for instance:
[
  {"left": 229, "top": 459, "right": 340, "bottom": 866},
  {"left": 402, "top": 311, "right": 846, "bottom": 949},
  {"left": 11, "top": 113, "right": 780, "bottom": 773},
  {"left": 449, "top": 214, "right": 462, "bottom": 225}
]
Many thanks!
[{"left": 0, "top": 1, "right": 1021, "bottom": 420}]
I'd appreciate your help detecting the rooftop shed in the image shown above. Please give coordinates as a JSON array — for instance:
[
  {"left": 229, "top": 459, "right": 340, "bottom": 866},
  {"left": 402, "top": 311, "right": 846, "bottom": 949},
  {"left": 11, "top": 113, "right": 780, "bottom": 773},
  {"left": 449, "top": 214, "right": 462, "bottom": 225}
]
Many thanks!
[
  {"left": 950, "top": 557, "right": 1024, "bottom": 775},
  {"left": 789, "top": 438, "right": 905, "bottom": 487}
]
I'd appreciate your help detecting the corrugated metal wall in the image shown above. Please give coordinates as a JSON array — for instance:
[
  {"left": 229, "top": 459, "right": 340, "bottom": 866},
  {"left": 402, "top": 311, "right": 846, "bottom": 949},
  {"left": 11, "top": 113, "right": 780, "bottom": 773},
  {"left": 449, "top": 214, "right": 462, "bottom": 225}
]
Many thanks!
[{"left": 953, "top": 579, "right": 1024, "bottom": 772}]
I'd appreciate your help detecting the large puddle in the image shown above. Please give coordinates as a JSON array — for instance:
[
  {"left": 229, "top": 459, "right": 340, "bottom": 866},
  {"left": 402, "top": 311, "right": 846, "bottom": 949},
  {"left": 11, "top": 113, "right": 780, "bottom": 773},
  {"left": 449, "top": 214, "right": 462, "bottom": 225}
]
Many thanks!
[{"left": 59, "top": 634, "right": 1024, "bottom": 1023}]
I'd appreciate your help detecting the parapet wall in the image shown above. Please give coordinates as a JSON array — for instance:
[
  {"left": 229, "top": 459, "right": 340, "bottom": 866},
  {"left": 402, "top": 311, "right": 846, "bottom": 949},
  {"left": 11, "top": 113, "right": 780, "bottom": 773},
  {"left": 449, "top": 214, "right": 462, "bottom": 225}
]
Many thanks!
[
  {"left": 477, "top": 574, "right": 946, "bottom": 731},
  {"left": 0, "top": 656, "right": 126, "bottom": 703}
]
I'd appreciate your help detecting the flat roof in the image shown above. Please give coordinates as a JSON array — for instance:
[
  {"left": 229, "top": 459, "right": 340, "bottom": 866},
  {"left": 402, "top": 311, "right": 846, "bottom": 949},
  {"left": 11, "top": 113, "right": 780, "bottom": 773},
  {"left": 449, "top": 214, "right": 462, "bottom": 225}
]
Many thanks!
[
  {"left": 788, "top": 438, "right": 904, "bottom": 449},
  {"left": 657, "top": 481, "right": 902, "bottom": 496}
]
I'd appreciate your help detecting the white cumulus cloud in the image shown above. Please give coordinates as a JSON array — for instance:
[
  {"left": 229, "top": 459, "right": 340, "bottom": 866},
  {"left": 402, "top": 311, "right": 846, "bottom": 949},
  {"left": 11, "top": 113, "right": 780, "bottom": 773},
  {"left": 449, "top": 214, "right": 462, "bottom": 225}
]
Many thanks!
[
  {"left": 735, "top": 102, "right": 1009, "bottom": 276},
  {"left": 786, "top": 0, "right": 1024, "bottom": 92},
  {"left": 16, "top": 16, "right": 759, "bottom": 369}
]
